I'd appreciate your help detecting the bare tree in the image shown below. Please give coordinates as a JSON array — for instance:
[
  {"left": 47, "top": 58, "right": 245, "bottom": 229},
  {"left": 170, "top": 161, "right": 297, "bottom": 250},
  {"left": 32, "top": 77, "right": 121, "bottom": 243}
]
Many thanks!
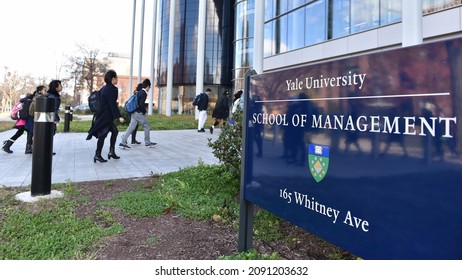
[
  {"left": 66, "top": 44, "right": 109, "bottom": 95},
  {"left": 0, "top": 67, "right": 35, "bottom": 113}
]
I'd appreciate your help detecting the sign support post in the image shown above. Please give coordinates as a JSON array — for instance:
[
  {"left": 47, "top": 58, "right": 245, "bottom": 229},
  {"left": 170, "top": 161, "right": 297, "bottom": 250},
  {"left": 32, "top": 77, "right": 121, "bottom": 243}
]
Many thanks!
[{"left": 238, "top": 69, "right": 257, "bottom": 252}]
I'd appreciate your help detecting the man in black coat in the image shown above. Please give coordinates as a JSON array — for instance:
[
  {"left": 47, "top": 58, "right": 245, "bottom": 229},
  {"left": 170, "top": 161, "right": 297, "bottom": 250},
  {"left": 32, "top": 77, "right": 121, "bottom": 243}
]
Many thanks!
[{"left": 197, "top": 88, "right": 210, "bottom": 132}]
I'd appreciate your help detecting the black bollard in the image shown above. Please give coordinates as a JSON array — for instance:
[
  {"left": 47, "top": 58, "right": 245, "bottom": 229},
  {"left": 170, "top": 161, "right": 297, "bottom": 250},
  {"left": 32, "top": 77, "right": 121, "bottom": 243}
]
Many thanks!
[
  {"left": 70, "top": 107, "right": 73, "bottom": 121},
  {"left": 31, "top": 96, "right": 55, "bottom": 196},
  {"left": 64, "top": 105, "right": 71, "bottom": 132}
]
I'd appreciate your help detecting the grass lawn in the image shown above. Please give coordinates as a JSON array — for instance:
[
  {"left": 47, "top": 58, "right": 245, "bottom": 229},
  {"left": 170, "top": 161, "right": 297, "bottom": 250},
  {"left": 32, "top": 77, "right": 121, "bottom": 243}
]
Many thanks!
[{"left": 0, "top": 113, "right": 215, "bottom": 133}]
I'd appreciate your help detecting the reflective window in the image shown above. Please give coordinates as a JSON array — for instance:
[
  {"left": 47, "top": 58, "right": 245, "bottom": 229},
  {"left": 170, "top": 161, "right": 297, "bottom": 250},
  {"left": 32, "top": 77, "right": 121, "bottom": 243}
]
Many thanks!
[
  {"left": 157, "top": 0, "right": 233, "bottom": 86},
  {"left": 380, "top": 0, "right": 401, "bottom": 24},
  {"left": 276, "top": 0, "right": 289, "bottom": 15},
  {"left": 328, "top": 0, "right": 350, "bottom": 39},
  {"left": 288, "top": 0, "right": 307, "bottom": 11},
  {"left": 275, "top": 15, "right": 288, "bottom": 54},
  {"left": 305, "top": 0, "right": 326, "bottom": 45},
  {"left": 259, "top": 0, "right": 461, "bottom": 58},
  {"left": 264, "top": 20, "right": 274, "bottom": 56},
  {"left": 350, "top": 0, "right": 380, "bottom": 33},
  {"left": 287, "top": 8, "right": 305, "bottom": 51},
  {"left": 265, "top": 0, "right": 276, "bottom": 21}
]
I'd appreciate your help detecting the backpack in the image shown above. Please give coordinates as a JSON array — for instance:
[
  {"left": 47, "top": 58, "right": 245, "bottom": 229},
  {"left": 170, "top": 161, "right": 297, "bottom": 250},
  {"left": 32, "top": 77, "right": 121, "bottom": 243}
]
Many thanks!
[
  {"left": 88, "top": 90, "right": 101, "bottom": 114},
  {"left": 192, "top": 94, "right": 202, "bottom": 106},
  {"left": 19, "top": 99, "right": 32, "bottom": 120},
  {"left": 124, "top": 91, "right": 139, "bottom": 113},
  {"left": 10, "top": 100, "right": 23, "bottom": 120}
]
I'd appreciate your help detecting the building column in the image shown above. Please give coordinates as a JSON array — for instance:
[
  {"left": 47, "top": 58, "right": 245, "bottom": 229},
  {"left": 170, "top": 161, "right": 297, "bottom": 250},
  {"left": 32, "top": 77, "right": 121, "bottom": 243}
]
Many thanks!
[
  {"left": 195, "top": 0, "right": 207, "bottom": 119},
  {"left": 129, "top": 0, "right": 137, "bottom": 98},
  {"left": 402, "top": 0, "right": 422, "bottom": 47},
  {"left": 253, "top": 0, "right": 264, "bottom": 74},
  {"left": 166, "top": 0, "right": 176, "bottom": 116},
  {"left": 138, "top": 0, "right": 146, "bottom": 83},
  {"left": 149, "top": 0, "right": 158, "bottom": 115}
]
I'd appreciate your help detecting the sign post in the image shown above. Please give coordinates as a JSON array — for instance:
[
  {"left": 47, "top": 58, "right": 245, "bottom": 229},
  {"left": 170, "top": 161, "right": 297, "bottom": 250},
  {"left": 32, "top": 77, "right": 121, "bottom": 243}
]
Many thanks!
[{"left": 238, "top": 69, "right": 257, "bottom": 252}]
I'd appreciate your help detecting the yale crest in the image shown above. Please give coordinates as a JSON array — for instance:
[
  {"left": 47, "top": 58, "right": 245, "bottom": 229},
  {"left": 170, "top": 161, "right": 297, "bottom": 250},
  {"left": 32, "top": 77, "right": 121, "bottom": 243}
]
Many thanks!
[{"left": 308, "top": 144, "right": 330, "bottom": 182}]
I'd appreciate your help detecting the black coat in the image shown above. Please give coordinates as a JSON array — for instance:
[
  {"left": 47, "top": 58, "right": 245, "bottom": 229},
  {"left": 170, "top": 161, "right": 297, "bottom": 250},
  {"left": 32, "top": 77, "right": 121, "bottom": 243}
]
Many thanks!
[
  {"left": 212, "top": 95, "right": 229, "bottom": 120},
  {"left": 135, "top": 89, "right": 147, "bottom": 114},
  {"left": 46, "top": 89, "right": 61, "bottom": 123},
  {"left": 197, "top": 93, "right": 209, "bottom": 111},
  {"left": 86, "top": 84, "right": 121, "bottom": 139}
]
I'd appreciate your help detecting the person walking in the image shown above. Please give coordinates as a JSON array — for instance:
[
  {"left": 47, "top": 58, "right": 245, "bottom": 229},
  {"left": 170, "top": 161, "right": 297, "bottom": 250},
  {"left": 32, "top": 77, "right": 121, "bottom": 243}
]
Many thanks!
[
  {"left": 197, "top": 88, "right": 210, "bottom": 132},
  {"left": 45, "top": 80, "right": 63, "bottom": 156},
  {"left": 46, "top": 80, "right": 62, "bottom": 135},
  {"left": 86, "top": 70, "right": 125, "bottom": 162},
  {"left": 232, "top": 90, "right": 243, "bottom": 114},
  {"left": 119, "top": 79, "right": 157, "bottom": 149},
  {"left": 130, "top": 83, "right": 143, "bottom": 145},
  {"left": 24, "top": 85, "right": 47, "bottom": 154},
  {"left": 209, "top": 90, "right": 229, "bottom": 134},
  {"left": 1, "top": 93, "right": 34, "bottom": 154}
]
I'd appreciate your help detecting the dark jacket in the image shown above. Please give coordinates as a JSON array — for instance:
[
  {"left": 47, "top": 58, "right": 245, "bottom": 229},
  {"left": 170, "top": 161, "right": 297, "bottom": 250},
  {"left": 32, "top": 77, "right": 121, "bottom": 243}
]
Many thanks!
[
  {"left": 86, "top": 84, "right": 121, "bottom": 139},
  {"left": 46, "top": 89, "right": 61, "bottom": 123},
  {"left": 197, "top": 93, "right": 209, "bottom": 111},
  {"left": 24, "top": 94, "right": 39, "bottom": 133},
  {"left": 212, "top": 94, "right": 229, "bottom": 120},
  {"left": 135, "top": 89, "right": 147, "bottom": 114}
]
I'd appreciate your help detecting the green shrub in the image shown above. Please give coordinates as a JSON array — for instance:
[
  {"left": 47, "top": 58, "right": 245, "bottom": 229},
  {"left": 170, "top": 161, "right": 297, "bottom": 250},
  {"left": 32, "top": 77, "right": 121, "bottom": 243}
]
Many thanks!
[{"left": 208, "top": 111, "right": 243, "bottom": 178}]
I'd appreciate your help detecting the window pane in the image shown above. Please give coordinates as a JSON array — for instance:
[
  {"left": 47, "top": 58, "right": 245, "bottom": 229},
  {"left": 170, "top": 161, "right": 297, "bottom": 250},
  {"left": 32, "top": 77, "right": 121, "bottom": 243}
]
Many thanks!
[
  {"left": 287, "top": 8, "right": 305, "bottom": 50},
  {"left": 306, "top": 0, "right": 326, "bottom": 45},
  {"left": 288, "top": 0, "right": 307, "bottom": 11},
  {"left": 275, "top": 15, "right": 288, "bottom": 54},
  {"left": 264, "top": 20, "right": 274, "bottom": 56},
  {"left": 328, "top": 0, "right": 350, "bottom": 39},
  {"left": 235, "top": 2, "right": 244, "bottom": 40},
  {"left": 351, "top": 0, "right": 380, "bottom": 33},
  {"left": 276, "top": 0, "right": 289, "bottom": 15},
  {"left": 380, "top": 0, "right": 402, "bottom": 24},
  {"left": 265, "top": 0, "right": 275, "bottom": 21}
]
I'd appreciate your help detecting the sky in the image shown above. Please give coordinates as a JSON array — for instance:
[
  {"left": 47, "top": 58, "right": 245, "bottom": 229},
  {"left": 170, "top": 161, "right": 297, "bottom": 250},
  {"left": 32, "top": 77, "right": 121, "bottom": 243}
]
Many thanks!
[{"left": 0, "top": 0, "right": 154, "bottom": 80}]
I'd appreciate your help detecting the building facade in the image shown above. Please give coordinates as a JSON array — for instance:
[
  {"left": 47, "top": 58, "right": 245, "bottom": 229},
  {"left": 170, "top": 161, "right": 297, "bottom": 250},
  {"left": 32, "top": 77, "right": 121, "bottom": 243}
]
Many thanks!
[
  {"left": 232, "top": 0, "right": 462, "bottom": 89},
  {"left": 156, "top": 0, "right": 234, "bottom": 113},
  {"left": 154, "top": 0, "right": 462, "bottom": 113}
]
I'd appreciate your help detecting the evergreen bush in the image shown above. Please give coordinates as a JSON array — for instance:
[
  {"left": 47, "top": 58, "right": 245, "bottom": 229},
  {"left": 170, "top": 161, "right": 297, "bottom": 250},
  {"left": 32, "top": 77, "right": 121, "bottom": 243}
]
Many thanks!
[{"left": 208, "top": 110, "right": 243, "bottom": 179}]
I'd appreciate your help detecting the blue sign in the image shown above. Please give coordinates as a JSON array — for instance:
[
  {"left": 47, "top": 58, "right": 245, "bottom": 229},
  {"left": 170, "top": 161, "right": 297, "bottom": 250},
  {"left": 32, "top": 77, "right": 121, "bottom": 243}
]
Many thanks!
[{"left": 243, "top": 37, "right": 462, "bottom": 259}]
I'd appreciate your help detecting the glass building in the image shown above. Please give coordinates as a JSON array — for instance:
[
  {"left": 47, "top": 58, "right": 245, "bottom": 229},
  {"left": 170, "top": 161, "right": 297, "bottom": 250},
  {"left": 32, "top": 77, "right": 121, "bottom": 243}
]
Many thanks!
[
  {"left": 153, "top": 0, "right": 461, "bottom": 112},
  {"left": 232, "top": 0, "right": 462, "bottom": 90},
  {"left": 156, "top": 0, "right": 234, "bottom": 112}
]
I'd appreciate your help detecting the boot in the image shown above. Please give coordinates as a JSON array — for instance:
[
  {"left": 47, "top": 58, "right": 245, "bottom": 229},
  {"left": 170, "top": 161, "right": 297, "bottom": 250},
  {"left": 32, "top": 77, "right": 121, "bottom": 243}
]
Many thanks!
[
  {"left": 94, "top": 151, "right": 107, "bottom": 163},
  {"left": 2, "top": 140, "right": 14, "bottom": 154},
  {"left": 25, "top": 144, "right": 32, "bottom": 154},
  {"left": 108, "top": 147, "right": 120, "bottom": 160}
]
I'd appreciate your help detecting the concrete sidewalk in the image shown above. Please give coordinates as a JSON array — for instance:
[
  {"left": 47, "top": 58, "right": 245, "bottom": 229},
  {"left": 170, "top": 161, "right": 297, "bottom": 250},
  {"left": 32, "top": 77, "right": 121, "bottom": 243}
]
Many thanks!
[{"left": 0, "top": 128, "right": 220, "bottom": 187}]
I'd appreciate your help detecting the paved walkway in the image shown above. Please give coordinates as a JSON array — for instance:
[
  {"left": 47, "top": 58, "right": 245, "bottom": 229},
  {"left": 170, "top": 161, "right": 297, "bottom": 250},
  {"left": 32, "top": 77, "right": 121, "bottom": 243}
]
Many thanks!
[{"left": 0, "top": 128, "right": 220, "bottom": 188}]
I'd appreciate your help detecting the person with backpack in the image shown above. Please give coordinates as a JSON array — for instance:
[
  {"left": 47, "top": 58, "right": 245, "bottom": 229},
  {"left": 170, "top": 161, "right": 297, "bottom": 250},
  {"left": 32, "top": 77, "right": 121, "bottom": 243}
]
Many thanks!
[
  {"left": 129, "top": 83, "right": 143, "bottom": 145},
  {"left": 86, "top": 70, "right": 125, "bottom": 163},
  {"left": 2, "top": 93, "right": 34, "bottom": 154},
  {"left": 23, "top": 85, "right": 47, "bottom": 154},
  {"left": 209, "top": 90, "right": 230, "bottom": 134},
  {"left": 119, "top": 79, "right": 156, "bottom": 149}
]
